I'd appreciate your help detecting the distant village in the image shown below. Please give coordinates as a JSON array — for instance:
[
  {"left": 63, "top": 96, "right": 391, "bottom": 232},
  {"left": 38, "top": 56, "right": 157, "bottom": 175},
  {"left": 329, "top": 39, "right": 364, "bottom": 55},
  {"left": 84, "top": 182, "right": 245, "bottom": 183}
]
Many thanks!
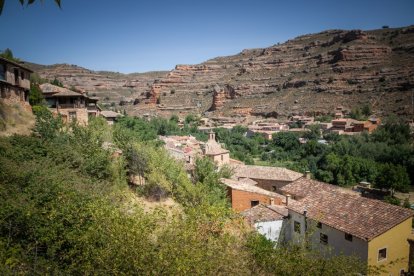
[{"left": 1, "top": 55, "right": 414, "bottom": 275}]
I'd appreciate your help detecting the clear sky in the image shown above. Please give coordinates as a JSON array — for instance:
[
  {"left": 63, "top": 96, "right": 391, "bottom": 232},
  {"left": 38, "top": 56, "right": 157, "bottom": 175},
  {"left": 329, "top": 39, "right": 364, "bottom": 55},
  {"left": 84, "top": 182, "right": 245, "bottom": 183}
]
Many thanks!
[{"left": 1, "top": 0, "right": 413, "bottom": 73}]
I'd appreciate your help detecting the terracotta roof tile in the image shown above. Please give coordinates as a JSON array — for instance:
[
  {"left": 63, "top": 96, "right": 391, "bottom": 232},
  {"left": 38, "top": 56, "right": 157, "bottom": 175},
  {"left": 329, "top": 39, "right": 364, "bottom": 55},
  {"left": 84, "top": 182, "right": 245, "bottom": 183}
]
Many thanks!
[
  {"left": 241, "top": 204, "right": 286, "bottom": 224},
  {"left": 283, "top": 178, "right": 414, "bottom": 241},
  {"left": 221, "top": 178, "right": 285, "bottom": 200},
  {"left": 233, "top": 164, "right": 303, "bottom": 182}
]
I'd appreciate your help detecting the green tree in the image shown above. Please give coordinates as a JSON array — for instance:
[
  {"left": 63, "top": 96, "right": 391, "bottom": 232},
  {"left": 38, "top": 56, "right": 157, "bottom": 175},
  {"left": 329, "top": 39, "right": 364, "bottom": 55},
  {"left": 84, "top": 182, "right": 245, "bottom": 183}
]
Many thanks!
[
  {"left": 376, "top": 163, "right": 410, "bottom": 193},
  {"left": 0, "top": 0, "right": 61, "bottom": 14},
  {"left": 29, "top": 83, "right": 44, "bottom": 106}
]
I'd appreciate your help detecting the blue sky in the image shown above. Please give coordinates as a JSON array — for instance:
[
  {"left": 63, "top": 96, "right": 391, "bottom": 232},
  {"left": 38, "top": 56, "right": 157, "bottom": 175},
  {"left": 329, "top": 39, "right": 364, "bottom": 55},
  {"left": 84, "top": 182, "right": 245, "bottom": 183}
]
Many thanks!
[{"left": 0, "top": 0, "right": 413, "bottom": 73}]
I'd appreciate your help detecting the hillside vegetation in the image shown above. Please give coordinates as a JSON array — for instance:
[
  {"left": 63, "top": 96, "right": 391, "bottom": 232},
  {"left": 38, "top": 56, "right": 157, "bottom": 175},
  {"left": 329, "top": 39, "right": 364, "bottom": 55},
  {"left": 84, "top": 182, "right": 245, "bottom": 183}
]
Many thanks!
[{"left": 0, "top": 109, "right": 371, "bottom": 275}]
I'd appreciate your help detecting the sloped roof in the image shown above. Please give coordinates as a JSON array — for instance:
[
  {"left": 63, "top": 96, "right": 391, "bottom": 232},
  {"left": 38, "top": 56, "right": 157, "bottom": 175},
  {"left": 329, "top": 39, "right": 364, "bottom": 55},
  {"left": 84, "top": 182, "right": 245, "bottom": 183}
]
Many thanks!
[
  {"left": 279, "top": 177, "right": 358, "bottom": 199},
  {"left": 40, "top": 83, "right": 84, "bottom": 97},
  {"left": 283, "top": 178, "right": 414, "bottom": 241},
  {"left": 233, "top": 164, "right": 303, "bottom": 182},
  {"left": 221, "top": 178, "right": 285, "bottom": 200},
  {"left": 241, "top": 204, "right": 286, "bottom": 224},
  {"left": 204, "top": 139, "right": 229, "bottom": 155},
  {"left": 101, "top": 111, "right": 123, "bottom": 118},
  {"left": 0, "top": 57, "right": 33, "bottom": 72}
]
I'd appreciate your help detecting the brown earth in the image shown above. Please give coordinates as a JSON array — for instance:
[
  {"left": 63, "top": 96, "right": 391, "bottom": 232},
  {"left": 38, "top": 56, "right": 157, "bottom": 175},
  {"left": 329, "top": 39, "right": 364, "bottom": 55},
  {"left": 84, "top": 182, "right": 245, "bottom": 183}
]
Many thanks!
[{"left": 29, "top": 26, "right": 414, "bottom": 119}]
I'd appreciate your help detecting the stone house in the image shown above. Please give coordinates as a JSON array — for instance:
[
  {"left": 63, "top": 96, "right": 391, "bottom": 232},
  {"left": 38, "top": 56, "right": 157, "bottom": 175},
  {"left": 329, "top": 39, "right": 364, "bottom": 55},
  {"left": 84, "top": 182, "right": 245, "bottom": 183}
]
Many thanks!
[
  {"left": 280, "top": 177, "right": 414, "bottom": 275},
  {"left": 0, "top": 57, "right": 32, "bottom": 111},
  {"left": 100, "top": 110, "right": 123, "bottom": 125},
  {"left": 40, "top": 83, "right": 100, "bottom": 125}
]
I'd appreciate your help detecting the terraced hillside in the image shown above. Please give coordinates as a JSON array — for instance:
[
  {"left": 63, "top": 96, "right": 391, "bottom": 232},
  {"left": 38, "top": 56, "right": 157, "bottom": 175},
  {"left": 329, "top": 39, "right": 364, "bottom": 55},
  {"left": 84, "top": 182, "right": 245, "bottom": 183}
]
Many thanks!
[{"left": 32, "top": 26, "right": 414, "bottom": 119}]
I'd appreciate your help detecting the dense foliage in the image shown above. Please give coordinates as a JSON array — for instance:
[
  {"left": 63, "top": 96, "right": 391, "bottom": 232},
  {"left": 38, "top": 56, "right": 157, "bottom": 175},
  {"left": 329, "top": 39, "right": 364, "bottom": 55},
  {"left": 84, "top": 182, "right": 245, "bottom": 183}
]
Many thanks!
[
  {"left": 114, "top": 115, "right": 413, "bottom": 193},
  {"left": 0, "top": 111, "right": 369, "bottom": 274}
]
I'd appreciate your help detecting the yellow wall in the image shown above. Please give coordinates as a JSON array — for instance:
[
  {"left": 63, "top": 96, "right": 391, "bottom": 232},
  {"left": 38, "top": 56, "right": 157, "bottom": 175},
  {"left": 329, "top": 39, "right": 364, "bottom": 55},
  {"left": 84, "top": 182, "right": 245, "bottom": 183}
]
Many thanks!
[{"left": 368, "top": 217, "right": 412, "bottom": 275}]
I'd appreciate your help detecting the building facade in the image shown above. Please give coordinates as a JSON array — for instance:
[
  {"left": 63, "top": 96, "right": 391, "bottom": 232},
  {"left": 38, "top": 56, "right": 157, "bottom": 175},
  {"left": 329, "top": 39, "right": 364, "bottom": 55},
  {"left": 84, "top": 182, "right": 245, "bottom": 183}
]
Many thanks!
[
  {"left": 0, "top": 57, "right": 32, "bottom": 111},
  {"left": 281, "top": 178, "right": 414, "bottom": 275},
  {"left": 40, "top": 83, "right": 99, "bottom": 125}
]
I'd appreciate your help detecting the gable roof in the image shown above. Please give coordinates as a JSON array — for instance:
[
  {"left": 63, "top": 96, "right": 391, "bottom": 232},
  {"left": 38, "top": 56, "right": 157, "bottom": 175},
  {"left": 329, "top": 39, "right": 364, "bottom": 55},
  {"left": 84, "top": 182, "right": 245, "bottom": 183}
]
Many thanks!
[
  {"left": 283, "top": 178, "right": 414, "bottom": 241},
  {"left": 241, "top": 204, "right": 287, "bottom": 224},
  {"left": 204, "top": 139, "right": 229, "bottom": 155},
  {"left": 221, "top": 178, "right": 285, "bottom": 200},
  {"left": 100, "top": 110, "right": 123, "bottom": 118},
  {"left": 233, "top": 164, "right": 303, "bottom": 182},
  {"left": 0, "top": 57, "right": 33, "bottom": 72},
  {"left": 40, "top": 83, "right": 84, "bottom": 97}
]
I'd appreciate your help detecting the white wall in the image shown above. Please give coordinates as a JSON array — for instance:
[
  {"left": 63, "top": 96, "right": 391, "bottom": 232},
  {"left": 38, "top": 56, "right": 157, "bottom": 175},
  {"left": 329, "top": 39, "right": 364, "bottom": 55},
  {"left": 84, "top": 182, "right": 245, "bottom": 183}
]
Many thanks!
[
  {"left": 286, "top": 210, "right": 368, "bottom": 260},
  {"left": 254, "top": 220, "right": 284, "bottom": 243}
]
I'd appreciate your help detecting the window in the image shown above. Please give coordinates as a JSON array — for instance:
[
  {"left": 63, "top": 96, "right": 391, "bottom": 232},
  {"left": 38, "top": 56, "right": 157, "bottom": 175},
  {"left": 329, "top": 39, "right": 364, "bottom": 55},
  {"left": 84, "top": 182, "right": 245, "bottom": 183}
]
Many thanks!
[
  {"left": 251, "top": 200, "right": 259, "bottom": 207},
  {"left": 320, "top": 233, "right": 328, "bottom": 245},
  {"left": 21, "top": 71, "right": 25, "bottom": 80},
  {"left": 221, "top": 155, "right": 224, "bottom": 161},
  {"left": 294, "top": 221, "right": 301, "bottom": 233},
  {"left": 400, "top": 269, "right": 405, "bottom": 276},
  {"left": 316, "top": 222, "right": 322, "bottom": 229},
  {"left": 378, "top": 248, "right": 387, "bottom": 262},
  {"left": 0, "top": 64, "right": 5, "bottom": 80},
  {"left": 345, "top": 233, "right": 353, "bottom": 242},
  {"left": 14, "top": 69, "right": 18, "bottom": 83},
  {"left": 272, "top": 186, "right": 277, "bottom": 192}
]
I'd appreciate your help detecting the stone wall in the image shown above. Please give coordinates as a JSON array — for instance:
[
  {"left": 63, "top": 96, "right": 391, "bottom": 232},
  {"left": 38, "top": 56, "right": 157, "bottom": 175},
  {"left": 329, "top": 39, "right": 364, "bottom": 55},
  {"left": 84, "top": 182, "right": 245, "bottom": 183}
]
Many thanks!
[
  {"left": 51, "top": 108, "right": 89, "bottom": 125},
  {"left": 0, "top": 83, "right": 31, "bottom": 112}
]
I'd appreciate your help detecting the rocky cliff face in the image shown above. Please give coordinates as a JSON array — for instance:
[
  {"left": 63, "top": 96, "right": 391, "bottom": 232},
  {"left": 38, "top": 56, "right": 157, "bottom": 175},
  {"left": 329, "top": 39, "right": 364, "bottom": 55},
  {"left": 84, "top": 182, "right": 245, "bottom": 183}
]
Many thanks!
[
  {"left": 29, "top": 63, "right": 167, "bottom": 109},
  {"left": 32, "top": 26, "right": 414, "bottom": 119}
]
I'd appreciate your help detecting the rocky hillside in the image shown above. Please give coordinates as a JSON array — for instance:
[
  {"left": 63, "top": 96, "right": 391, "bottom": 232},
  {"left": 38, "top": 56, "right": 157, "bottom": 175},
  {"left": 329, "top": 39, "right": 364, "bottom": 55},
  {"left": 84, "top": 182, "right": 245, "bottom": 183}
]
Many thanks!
[
  {"left": 32, "top": 26, "right": 414, "bottom": 119},
  {"left": 28, "top": 62, "right": 167, "bottom": 108}
]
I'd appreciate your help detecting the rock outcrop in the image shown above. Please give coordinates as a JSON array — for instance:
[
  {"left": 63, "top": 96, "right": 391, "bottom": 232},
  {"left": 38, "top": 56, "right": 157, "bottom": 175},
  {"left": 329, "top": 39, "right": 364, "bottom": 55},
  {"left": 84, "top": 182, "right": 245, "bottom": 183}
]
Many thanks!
[{"left": 30, "top": 26, "right": 414, "bottom": 119}]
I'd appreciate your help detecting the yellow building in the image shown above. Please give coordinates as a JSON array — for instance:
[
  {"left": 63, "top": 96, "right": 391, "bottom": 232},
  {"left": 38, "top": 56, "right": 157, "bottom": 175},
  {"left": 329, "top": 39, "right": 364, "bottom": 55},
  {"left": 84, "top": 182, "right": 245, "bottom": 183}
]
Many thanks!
[{"left": 281, "top": 178, "right": 414, "bottom": 275}]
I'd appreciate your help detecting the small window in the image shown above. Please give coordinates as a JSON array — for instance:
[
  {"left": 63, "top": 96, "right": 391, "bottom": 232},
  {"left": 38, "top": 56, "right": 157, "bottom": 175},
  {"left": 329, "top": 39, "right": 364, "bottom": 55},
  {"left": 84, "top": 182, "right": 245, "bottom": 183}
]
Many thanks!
[
  {"left": 320, "top": 233, "right": 328, "bottom": 245},
  {"left": 345, "top": 233, "right": 353, "bottom": 242},
  {"left": 0, "top": 64, "right": 5, "bottom": 80},
  {"left": 316, "top": 222, "right": 322, "bottom": 229},
  {"left": 272, "top": 186, "right": 277, "bottom": 192},
  {"left": 400, "top": 269, "right": 405, "bottom": 276},
  {"left": 294, "top": 221, "right": 301, "bottom": 233},
  {"left": 21, "top": 71, "right": 25, "bottom": 80},
  {"left": 221, "top": 155, "right": 224, "bottom": 161},
  {"left": 251, "top": 200, "right": 259, "bottom": 207},
  {"left": 378, "top": 248, "right": 387, "bottom": 262}
]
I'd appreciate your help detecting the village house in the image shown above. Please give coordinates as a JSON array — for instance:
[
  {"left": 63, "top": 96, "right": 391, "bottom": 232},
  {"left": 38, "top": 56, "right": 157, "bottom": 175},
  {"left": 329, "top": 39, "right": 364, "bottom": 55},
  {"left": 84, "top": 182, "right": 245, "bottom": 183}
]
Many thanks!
[
  {"left": 232, "top": 164, "right": 303, "bottom": 192},
  {"left": 246, "top": 121, "right": 289, "bottom": 140},
  {"left": 40, "top": 83, "right": 100, "bottom": 125},
  {"left": 100, "top": 110, "right": 123, "bottom": 125},
  {"left": 160, "top": 135, "right": 203, "bottom": 167},
  {"left": 279, "top": 177, "right": 414, "bottom": 275},
  {"left": 0, "top": 57, "right": 32, "bottom": 111},
  {"left": 221, "top": 178, "right": 286, "bottom": 212},
  {"left": 329, "top": 117, "right": 381, "bottom": 134}
]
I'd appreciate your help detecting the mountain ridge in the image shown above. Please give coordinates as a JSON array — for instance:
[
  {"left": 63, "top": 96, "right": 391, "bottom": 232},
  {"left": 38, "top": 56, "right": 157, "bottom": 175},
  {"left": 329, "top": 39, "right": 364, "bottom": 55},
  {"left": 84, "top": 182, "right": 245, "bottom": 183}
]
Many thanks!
[{"left": 29, "top": 25, "right": 414, "bottom": 119}]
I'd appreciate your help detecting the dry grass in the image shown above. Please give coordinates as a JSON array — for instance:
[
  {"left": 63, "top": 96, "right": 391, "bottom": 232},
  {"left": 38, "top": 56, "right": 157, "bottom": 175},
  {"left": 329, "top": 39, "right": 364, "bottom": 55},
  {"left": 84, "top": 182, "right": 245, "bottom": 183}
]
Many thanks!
[{"left": 0, "top": 101, "right": 35, "bottom": 136}]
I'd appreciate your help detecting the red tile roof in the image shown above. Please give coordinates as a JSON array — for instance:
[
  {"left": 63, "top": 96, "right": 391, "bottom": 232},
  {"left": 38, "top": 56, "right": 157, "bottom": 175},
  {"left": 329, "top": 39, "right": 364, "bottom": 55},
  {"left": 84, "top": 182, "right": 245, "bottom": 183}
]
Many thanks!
[
  {"left": 241, "top": 204, "right": 287, "bottom": 224},
  {"left": 233, "top": 165, "right": 303, "bottom": 182},
  {"left": 282, "top": 178, "right": 414, "bottom": 241}
]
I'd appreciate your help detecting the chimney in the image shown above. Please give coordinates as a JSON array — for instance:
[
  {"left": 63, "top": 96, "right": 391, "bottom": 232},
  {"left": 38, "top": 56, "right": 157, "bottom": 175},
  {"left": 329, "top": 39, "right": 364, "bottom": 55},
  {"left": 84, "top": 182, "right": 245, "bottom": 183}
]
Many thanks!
[
  {"left": 304, "top": 170, "right": 311, "bottom": 179},
  {"left": 270, "top": 198, "right": 275, "bottom": 205},
  {"left": 285, "top": 194, "right": 291, "bottom": 206}
]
